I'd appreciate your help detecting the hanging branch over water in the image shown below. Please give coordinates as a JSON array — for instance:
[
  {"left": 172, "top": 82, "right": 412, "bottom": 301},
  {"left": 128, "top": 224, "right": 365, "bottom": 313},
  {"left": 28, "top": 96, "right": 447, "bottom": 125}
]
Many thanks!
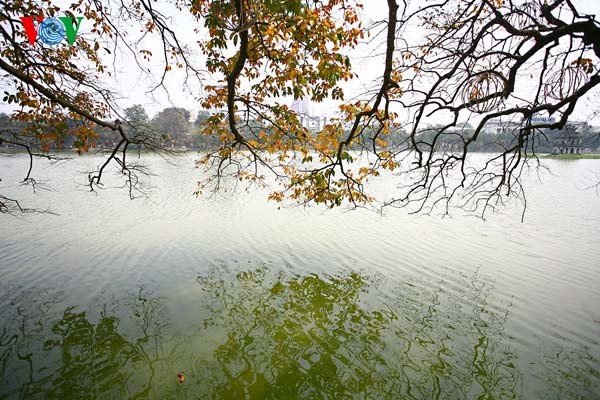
[
  {"left": 0, "top": 0, "right": 195, "bottom": 212},
  {"left": 192, "top": 0, "right": 600, "bottom": 218},
  {"left": 384, "top": 0, "right": 600, "bottom": 217},
  {"left": 1, "top": 0, "right": 599, "bottom": 216}
]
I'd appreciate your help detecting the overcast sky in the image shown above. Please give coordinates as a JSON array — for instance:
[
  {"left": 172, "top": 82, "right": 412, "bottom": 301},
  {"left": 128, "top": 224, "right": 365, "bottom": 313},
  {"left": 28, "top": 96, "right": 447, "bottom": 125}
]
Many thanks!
[{"left": 1, "top": 0, "right": 599, "bottom": 125}]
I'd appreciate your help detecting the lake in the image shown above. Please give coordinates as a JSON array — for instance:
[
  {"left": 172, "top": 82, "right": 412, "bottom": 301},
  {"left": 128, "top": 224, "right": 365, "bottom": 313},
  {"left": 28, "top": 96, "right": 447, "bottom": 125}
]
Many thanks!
[{"left": 1, "top": 154, "right": 599, "bottom": 399}]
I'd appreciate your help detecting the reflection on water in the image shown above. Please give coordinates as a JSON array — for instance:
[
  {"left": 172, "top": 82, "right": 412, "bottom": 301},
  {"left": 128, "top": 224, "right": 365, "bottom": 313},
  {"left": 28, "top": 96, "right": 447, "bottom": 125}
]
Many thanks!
[
  {"left": 1, "top": 267, "right": 598, "bottom": 399},
  {"left": 192, "top": 267, "right": 520, "bottom": 399},
  {"left": 0, "top": 287, "right": 174, "bottom": 399}
]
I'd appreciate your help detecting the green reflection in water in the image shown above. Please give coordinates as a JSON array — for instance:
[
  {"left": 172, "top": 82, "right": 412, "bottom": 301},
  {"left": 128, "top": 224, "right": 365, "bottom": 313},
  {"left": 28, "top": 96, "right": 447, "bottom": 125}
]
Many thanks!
[
  {"left": 190, "top": 268, "right": 520, "bottom": 399},
  {"left": 1, "top": 288, "right": 176, "bottom": 399},
  {"left": 0, "top": 268, "right": 598, "bottom": 399}
]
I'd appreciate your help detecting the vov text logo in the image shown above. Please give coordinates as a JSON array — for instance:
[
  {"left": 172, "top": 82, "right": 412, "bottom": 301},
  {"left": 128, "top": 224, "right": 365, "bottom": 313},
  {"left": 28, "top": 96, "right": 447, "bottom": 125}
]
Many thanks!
[{"left": 20, "top": 16, "right": 84, "bottom": 46}]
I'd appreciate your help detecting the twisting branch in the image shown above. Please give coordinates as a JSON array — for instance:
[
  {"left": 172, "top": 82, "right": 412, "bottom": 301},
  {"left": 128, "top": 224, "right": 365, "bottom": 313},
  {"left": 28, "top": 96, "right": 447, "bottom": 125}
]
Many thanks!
[
  {"left": 378, "top": 0, "right": 600, "bottom": 217},
  {"left": 0, "top": 0, "right": 203, "bottom": 213},
  {"left": 0, "top": 131, "right": 67, "bottom": 214}
]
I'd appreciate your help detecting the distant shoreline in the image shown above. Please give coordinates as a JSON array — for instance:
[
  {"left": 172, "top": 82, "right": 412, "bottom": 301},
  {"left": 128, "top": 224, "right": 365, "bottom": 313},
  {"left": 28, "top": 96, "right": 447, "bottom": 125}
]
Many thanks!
[
  {"left": 2, "top": 147, "right": 600, "bottom": 160},
  {"left": 539, "top": 153, "right": 600, "bottom": 160}
]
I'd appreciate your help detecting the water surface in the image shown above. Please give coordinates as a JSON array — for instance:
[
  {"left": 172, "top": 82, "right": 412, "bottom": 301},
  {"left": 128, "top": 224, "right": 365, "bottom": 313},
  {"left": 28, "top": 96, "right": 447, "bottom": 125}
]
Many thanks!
[{"left": 1, "top": 154, "right": 599, "bottom": 399}]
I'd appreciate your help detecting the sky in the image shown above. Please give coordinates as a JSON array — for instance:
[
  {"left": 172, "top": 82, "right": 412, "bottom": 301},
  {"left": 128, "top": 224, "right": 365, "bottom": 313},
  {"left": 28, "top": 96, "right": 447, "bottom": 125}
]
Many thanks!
[{"left": 1, "top": 0, "right": 600, "bottom": 125}]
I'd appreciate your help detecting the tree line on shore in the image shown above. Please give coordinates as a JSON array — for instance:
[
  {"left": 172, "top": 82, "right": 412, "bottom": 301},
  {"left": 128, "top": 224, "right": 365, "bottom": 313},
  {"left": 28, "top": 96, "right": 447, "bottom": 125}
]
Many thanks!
[
  {"left": 0, "top": 106, "right": 213, "bottom": 150},
  {"left": 2, "top": 106, "right": 599, "bottom": 154}
]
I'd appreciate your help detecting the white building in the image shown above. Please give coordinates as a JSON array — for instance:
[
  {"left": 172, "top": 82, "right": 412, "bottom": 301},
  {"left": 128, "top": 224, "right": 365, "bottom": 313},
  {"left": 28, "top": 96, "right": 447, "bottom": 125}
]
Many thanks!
[
  {"left": 291, "top": 98, "right": 327, "bottom": 131},
  {"left": 291, "top": 98, "right": 312, "bottom": 115}
]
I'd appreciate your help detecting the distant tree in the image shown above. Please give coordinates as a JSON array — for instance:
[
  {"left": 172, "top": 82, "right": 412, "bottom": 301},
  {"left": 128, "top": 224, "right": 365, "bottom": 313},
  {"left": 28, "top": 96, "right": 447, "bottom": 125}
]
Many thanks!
[
  {"left": 0, "top": 112, "right": 9, "bottom": 126},
  {"left": 152, "top": 107, "right": 190, "bottom": 144},
  {"left": 0, "top": 113, "right": 22, "bottom": 132},
  {"left": 124, "top": 105, "right": 149, "bottom": 126},
  {"left": 194, "top": 111, "right": 211, "bottom": 127},
  {"left": 123, "top": 105, "right": 151, "bottom": 142}
]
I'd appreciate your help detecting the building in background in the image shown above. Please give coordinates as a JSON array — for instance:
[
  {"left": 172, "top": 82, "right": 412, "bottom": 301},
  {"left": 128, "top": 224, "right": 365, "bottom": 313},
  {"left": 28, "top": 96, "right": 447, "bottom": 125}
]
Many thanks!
[
  {"left": 550, "top": 124, "right": 583, "bottom": 154},
  {"left": 480, "top": 118, "right": 523, "bottom": 136},
  {"left": 291, "top": 98, "right": 327, "bottom": 132}
]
